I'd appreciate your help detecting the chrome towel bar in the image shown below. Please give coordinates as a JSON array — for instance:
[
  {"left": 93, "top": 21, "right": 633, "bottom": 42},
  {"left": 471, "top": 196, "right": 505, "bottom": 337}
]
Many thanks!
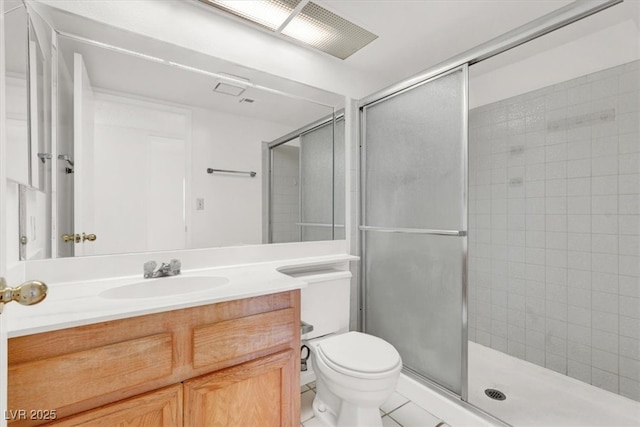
[{"left": 207, "top": 168, "right": 256, "bottom": 177}]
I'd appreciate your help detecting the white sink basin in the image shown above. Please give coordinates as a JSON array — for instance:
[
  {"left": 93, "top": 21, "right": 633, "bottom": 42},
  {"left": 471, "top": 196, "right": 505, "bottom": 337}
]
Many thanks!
[{"left": 99, "top": 276, "right": 229, "bottom": 299}]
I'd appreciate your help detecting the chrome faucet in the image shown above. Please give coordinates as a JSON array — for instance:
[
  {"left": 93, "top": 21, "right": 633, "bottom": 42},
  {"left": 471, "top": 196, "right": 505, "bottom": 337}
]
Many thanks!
[{"left": 143, "top": 259, "right": 181, "bottom": 279}]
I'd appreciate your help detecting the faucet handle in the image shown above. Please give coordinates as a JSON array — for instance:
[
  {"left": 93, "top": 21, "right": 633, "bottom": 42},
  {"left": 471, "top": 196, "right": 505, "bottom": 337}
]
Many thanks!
[
  {"left": 144, "top": 261, "right": 157, "bottom": 276},
  {"left": 169, "top": 259, "right": 181, "bottom": 274}
]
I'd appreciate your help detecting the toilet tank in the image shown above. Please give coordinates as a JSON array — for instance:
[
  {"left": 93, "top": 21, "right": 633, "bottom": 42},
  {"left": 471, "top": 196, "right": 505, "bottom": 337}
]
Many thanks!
[{"left": 280, "top": 266, "right": 351, "bottom": 339}]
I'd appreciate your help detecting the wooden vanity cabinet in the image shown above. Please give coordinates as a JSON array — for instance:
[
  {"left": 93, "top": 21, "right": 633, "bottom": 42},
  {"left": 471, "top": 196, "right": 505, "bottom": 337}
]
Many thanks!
[
  {"left": 184, "top": 350, "right": 295, "bottom": 426},
  {"left": 7, "top": 290, "right": 300, "bottom": 427},
  {"left": 49, "top": 384, "right": 184, "bottom": 427}
]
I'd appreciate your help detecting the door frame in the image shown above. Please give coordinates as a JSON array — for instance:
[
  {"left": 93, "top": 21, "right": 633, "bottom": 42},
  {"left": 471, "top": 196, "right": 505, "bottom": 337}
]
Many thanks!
[
  {"left": 1, "top": 0, "right": 9, "bottom": 423},
  {"left": 72, "top": 52, "right": 94, "bottom": 257}
]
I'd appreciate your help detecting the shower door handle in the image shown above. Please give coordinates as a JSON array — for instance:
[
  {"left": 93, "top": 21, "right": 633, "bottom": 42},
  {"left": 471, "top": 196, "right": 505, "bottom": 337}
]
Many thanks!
[{"left": 359, "top": 226, "right": 466, "bottom": 236}]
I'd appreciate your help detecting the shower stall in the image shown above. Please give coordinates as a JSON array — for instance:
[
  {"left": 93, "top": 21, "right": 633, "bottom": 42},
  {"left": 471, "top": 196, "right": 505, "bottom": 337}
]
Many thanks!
[{"left": 359, "top": 0, "right": 639, "bottom": 424}]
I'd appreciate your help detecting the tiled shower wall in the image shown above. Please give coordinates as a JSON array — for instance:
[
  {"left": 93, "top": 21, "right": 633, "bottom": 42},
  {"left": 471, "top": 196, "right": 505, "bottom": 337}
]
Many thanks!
[{"left": 468, "top": 60, "right": 640, "bottom": 401}]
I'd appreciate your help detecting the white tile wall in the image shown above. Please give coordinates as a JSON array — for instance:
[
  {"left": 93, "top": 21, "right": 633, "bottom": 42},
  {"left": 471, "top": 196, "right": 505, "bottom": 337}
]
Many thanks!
[{"left": 469, "top": 60, "right": 640, "bottom": 401}]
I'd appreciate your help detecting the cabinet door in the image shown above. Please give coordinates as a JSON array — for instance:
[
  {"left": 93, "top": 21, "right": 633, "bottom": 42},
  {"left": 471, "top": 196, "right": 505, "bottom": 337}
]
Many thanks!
[
  {"left": 184, "top": 350, "right": 296, "bottom": 427},
  {"left": 50, "top": 384, "right": 182, "bottom": 427}
]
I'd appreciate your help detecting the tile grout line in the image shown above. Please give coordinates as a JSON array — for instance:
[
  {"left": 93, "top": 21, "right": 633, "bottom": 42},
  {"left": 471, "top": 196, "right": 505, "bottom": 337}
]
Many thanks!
[{"left": 383, "top": 399, "right": 411, "bottom": 416}]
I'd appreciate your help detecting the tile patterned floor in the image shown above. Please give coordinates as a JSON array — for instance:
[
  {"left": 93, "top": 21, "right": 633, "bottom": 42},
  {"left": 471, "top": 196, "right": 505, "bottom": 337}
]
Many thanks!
[{"left": 301, "top": 382, "right": 450, "bottom": 427}]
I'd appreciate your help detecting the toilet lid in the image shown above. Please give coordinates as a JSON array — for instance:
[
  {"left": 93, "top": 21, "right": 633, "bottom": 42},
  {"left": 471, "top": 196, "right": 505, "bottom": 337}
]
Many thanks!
[{"left": 317, "top": 332, "right": 401, "bottom": 374}]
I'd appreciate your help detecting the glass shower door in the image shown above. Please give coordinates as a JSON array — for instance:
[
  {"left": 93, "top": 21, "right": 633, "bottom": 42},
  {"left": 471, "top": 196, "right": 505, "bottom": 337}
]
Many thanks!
[{"left": 361, "top": 65, "right": 468, "bottom": 397}]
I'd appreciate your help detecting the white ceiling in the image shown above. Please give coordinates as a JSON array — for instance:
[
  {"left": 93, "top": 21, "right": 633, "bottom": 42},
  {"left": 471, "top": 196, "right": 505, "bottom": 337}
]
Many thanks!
[{"left": 319, "top": 0, "right": 573, "bottom": 90}]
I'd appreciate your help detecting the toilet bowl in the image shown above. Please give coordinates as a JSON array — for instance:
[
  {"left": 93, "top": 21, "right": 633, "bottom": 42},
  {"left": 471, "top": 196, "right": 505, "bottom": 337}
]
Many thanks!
[{"left": 308, "top": 331, "right": 402, "bottom": 427}]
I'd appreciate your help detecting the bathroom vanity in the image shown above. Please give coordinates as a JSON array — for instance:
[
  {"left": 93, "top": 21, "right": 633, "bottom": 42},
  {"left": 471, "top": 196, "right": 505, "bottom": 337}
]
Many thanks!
[
  {"left": 4, "top": 250, "right": 355, "bottom": 427},
  {"left": 8, "top": 290, "right": 300, "bottom": 426}
]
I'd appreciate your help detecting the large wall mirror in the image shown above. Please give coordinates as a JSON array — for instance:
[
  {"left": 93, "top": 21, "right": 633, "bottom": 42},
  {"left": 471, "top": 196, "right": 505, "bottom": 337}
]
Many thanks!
[
  {"left": 5, "top": 1, "right": 50, "bottom": 190},
  {"left": 5, "top": 2, "right": 345, "bottom": 261},
  {"left": 5, "top": 1, "right": 52, "bottom": 263}
]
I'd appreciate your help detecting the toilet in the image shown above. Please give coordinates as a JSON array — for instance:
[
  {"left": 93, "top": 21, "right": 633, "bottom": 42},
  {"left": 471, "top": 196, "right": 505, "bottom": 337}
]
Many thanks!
[
  {"left": 308, "top": 331, "right": 402, "bottom": 427},
  {"left": 289, "top": 266, "right": 402, "bottom": 426}
]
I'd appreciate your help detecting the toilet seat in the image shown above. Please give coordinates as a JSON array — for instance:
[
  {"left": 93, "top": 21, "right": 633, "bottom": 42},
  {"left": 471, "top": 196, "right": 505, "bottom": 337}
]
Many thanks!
[{"left": 316, "top": 332, "right": 401, "bottom": 380}]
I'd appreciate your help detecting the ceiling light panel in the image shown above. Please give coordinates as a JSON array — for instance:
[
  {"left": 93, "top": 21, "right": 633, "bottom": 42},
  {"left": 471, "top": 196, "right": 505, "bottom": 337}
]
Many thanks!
[
  {"left": 201, "top": 0, "right": 301, "bottom": 31},
  {"left": 281, "top": 2, "right": 378, "bottom": 59}
]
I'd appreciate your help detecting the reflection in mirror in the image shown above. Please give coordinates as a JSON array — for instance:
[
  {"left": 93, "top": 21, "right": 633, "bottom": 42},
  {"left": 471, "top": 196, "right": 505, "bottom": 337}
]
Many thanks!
[
  {"left": 5, "top": 4, "right": 52, "bottom": 262},
  {"left": 5, "top": 5, "right": 29, "bottom": 185},
  {"left": 51, "top": 33, "right": 340, "bottom": 258},
  {"left": 5, "top": 4, "right": 50, "bottom": 190},
  {"left": 28, "top": 20, "right": 49, "bottom": 191},
  {"left": 267, "top": 116, "right": 345, "bottom": 243}
]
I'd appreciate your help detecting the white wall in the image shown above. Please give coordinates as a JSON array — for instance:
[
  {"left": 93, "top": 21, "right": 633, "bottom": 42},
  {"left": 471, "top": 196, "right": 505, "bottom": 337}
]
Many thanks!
[
  {"left": 6, "top": 183, "right": 18, "bottom": 265},
  {"left": 23, "top": 188, "right": 47, "bottom": 260},
  {"left": 190, "top": 107, "right": 292, "bottom": 248},
  {"left": 88, "top": 91, "right": 292, "bottom": 253},
  {"left": 470, "top": 20, "right": 640, "bottom": 108}
]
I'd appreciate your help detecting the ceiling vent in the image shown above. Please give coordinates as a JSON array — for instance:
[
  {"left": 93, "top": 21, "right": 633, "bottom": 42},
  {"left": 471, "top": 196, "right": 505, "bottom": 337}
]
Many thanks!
[
  {"left": 213, "top": 82, "right": 246, "bottom": 97},
  {"left": 199, "top": 0, "right": 378, "bottom": 60}
]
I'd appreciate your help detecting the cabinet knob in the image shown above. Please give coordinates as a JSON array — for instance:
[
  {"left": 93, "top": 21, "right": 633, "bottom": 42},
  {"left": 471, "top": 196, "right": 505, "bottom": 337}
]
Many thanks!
[
  {"left": 83, "top": 233, "right": 97, "bottom": 242},
  {"left": 0, "top": 277, "right": 48, "bottom": 314}
]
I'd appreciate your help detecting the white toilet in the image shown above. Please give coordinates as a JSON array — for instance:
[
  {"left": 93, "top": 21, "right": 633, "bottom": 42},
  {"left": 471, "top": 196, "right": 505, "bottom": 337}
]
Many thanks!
[
  {"left": 293, "top": 267, "right": 402, "bottom": 426},
  {"left": 308, "top": 331, "right": 402, "bottom": 427}
]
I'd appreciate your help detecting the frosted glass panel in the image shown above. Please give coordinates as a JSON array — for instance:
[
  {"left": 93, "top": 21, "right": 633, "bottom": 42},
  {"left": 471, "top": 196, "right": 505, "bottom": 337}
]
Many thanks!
[
  {"left": 271, "top": 143, "right": 300, "bottom": 243},
  {"left": 270, "top": 116, "right": 342, "bottom": 243},
  {"left": 365, "top": 231, "right": 463, "bottom": 394},
  {"left": 362, "top": 65, "right": 467, "bottom": 398},
  {"left": 301, "top": 122, "right": 333, "bottom": 226},
  {"left": 302, "top": 226, "right": 332, "bottom": 241},
  {"left": 364, "top": 69, "right": 465, "bottom": 230},
  {"left": 300, "top": 118, "right": 344, "bottom": 241},
  {"left": 333, "top": 119, "right": 345, "bottom": 238}
]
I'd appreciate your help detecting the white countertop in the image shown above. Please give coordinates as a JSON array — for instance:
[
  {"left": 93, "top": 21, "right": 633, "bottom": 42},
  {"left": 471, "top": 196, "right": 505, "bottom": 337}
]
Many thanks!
[{"left": 6, "top": 254, "right": 356, "bottom": 338}]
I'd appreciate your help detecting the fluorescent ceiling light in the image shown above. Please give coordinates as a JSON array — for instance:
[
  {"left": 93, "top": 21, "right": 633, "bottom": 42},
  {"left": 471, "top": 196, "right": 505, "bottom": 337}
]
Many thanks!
[
  {"left": 281, "top": 2, "right": 378, "bottom": 59},
  {"left": 199, "top": 0, "right": 377, "bottom": 59},
  {"left": 281, "top": 13, "right": 332, "bottom": 46},
  {"left": 200, "top": 0, "right": 301, "bottom": 31}
]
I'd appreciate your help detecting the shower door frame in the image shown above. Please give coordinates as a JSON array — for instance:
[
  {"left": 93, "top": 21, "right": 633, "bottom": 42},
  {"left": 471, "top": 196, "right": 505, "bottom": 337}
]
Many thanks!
[
  {"left": 359, "top": 64, "right": 470, "bottom": 400},
  {"left": 357, "top": 0, "right": 622, "bottom": 406},
  {"left": 265, "top": 110, "right": 342, "bottom": 243}
]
